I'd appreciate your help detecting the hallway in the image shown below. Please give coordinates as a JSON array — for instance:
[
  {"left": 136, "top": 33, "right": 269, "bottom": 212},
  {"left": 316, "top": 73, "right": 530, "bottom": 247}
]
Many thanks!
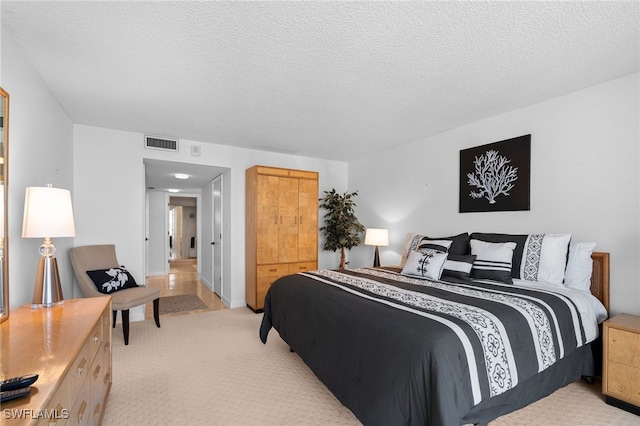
[{"left": 144, "top": 258, "right": 227, "bottom": 320}]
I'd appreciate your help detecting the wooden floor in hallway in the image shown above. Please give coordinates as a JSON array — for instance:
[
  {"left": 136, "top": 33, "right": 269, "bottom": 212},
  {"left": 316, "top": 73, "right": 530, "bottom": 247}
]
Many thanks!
[{"left": 144, "top": 258, "right": 227, "bottom": 320}]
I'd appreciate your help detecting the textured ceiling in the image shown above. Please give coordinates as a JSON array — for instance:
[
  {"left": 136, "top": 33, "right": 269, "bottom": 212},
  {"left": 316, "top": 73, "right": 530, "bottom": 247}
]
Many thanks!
[{"left": 1, "top": 1, "right": 639, "bottom": 163}]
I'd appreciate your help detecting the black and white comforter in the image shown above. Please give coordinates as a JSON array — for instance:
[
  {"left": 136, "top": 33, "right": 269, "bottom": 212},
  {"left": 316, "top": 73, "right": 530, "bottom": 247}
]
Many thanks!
[{"left": 260, "top": 267, "right": 596, "bottom": 426}]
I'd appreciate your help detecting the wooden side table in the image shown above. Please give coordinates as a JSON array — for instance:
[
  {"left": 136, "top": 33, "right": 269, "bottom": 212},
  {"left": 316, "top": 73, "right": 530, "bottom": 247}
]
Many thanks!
[{"left": 602, "top": 313, "right": 640, "bottom": 415}]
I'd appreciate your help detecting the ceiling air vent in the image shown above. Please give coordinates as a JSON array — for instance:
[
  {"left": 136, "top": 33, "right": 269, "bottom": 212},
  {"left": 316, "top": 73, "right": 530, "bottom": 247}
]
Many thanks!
[{"left": 144, "top": 135, "right": 179, "bottom": 152}]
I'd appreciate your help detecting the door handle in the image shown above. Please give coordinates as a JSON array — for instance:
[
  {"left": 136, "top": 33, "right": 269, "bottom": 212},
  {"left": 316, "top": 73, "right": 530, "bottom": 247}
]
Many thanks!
[{"left": 211, "top": 242, "right": 215, "bottom": 245}]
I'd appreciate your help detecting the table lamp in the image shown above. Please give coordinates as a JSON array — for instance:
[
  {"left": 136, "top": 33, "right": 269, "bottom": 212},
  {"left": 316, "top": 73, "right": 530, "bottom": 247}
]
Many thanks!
[
  {"left": 364, "top": 228, "right": 389, "bottom": 267},
  {"left": 22, "top": 184, "right": 76, "bottom": 308}
]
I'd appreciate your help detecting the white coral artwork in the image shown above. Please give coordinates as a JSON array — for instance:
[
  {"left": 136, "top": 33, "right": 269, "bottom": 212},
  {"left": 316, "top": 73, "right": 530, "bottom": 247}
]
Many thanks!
[{"left": 467, "top": 150, "right": 518, "bottom": 204}]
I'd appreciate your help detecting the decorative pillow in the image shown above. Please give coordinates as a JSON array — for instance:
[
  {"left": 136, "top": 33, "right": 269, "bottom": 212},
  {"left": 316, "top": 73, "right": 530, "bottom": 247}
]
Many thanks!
[
  {"left": 401, "top": 250, "right": 448, "bottom": 280},
  {"left": 400, "top": 233, "right": 453, "bottom": 266},
  {"left": 416, "top": 239, "right": 453, "bottom": 253},
  {"left": 469, "top": 233, "right": 527, "bottom": 277},
  {"left": 469, "top": 232, "right": 571, "bottom": 284},
  {"left": 86, "top": 266, "right": 139, "bottom": 294},
  {"left": 442, "top": 254, "right": 476, "bottom": 280},
  {"left": 520, "top": 234, "right": 572, "bottom": 286},
  {"left": 470, "top": 239, "right": 516, "bottom": 284},
  {"left": 564, "top": 242, "right": 596, "bottom": 292},
  {"left": 420, "top": 233, "right": 470, "bottom": 255}
]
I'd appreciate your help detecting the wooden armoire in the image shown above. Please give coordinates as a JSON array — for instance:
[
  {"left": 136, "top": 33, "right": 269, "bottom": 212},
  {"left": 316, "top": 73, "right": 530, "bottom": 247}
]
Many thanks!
[{"left": 245, "top": 165, "right": 319, "bottom": 312}]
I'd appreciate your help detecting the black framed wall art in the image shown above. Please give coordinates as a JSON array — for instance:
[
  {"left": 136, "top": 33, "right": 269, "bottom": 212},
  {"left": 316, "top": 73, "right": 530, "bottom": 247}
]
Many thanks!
[{"left": 459, "top": 134, "right": 531, "bottom": 213}]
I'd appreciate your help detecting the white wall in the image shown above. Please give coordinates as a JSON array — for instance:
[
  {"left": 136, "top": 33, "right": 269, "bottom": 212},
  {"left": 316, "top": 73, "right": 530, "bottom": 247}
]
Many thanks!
[
  {"left": 74, "top": 125, "right": 349, "bottom": 314},
  {"left": 348, "top": 73, "right": 640, "bottom": 316},
  {"left": 2, "top": 28, "right": 75, "bottom": 308},
  {"left": 147, "top": 191, "right": 166, "bottom": 276}
]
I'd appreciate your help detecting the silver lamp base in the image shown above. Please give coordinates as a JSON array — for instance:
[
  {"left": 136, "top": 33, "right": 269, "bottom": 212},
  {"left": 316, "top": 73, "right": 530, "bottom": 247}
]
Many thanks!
[{"left": 31, "top": 256, "right": 64, "bottom": 308}]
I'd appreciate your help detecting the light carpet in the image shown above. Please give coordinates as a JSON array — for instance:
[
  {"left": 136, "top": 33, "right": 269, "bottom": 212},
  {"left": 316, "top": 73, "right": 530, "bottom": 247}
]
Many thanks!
[{"left": 104, "top": 308, "right": 638, "bottom": 425}]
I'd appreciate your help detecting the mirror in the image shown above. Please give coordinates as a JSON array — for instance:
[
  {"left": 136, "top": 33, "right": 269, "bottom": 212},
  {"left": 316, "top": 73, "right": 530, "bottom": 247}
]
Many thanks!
[{"left": 0, "top": 87, "right": 8, "bottom": 323}]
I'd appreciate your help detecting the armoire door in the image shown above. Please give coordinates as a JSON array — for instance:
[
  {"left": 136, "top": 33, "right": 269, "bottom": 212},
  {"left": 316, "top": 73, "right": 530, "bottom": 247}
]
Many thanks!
[
  {"left": 297, "top": 178, "right": 318, "bottom": 262},
  {"left": 256, "top": 175, "right": 280, "bottom": 264},
  {"left": 278, "top": 176, "right": 299, "bottom": 263}
]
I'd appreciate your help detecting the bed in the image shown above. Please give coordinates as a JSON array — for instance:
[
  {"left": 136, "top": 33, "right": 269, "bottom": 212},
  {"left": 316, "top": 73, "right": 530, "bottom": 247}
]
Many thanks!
[{"left": 259, "top": 232, "right": 610, "bottom": 426}]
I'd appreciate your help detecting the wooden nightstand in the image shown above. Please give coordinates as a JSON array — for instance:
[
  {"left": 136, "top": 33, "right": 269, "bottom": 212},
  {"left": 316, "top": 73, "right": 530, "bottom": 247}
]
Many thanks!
[{"left": 602, "top": 313, "right": 640, "bottom": 415}]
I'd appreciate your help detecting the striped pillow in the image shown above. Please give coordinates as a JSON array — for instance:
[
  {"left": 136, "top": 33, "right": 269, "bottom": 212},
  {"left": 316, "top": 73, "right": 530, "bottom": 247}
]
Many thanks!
[
  {"left": 442, "top": 255, "right": 476, "bottom": 280},
  {"left": 470, "top": 239, "right": 516, "bottom": 284}
]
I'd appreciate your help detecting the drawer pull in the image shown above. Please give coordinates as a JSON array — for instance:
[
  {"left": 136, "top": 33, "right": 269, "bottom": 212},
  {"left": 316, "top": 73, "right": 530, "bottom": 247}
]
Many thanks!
[
  {"left": 104, "top": 341, "right": 110, "bottom": 352},
  {"left": 269, "top": 268, "right": 277, "bottom": 272},
  {"left": 94, "top": 364, "right": 101, "bottom": 380},
  {"left": 77, "top": 358, "right": 87, "bottom": 377},
  {"left": 104, "top": 372, "right": 111, "bottom": 386},
  {"left": 78, "top": 400, "right": 87, "bottom": 423},
  {"left": 94, "top": 401, "right": 102, "bottom": 420},
  {"left": 94, "top": 335, "right": 99, "bottom": 343}
]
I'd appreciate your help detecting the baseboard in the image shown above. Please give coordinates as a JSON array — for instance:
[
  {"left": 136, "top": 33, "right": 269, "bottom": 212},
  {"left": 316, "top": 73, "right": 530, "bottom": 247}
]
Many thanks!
[
  {"left": 198, "top": 274, "right": 213, "bottom": 291},
  {"left": 605, "top": 396, "right": 640, "bottom": 415}
]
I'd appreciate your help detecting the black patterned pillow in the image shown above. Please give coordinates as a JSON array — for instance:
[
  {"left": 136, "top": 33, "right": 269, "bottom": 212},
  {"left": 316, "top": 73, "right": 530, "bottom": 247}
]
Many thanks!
[
  {"left": 421, "top": 233, "right": 470, "bottom": 255},
  {"left": 470, "top": 239, "right": 516, "bottom": 284},
  {"left": 442, "top": 255, "right": 476, "bottom": 280},
  {"left": 416, "top": 238, "right": 452, "bottom": 253},
  {"left": 401, "top": 250, "right": 448, "bottom": 280},
  {"left": 86, "top": 266, "right": 139, "bottom": 294},
  {"left": 400, "top": 233, "right": 452, "bottom": 266}
]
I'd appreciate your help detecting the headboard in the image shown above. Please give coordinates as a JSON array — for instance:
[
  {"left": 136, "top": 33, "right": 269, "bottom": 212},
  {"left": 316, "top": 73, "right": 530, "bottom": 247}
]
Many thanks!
[{"left": 590, "top": 252, "right": 610, "bottom": 314}]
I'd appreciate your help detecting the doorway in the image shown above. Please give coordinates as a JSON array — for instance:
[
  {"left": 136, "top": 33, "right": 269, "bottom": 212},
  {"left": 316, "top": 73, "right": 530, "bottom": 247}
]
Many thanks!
[
  {"left": 168, "top": 196, "right": 197, "bottom": 261},
  {"left": 143, "top": 158, "right": 230, "bottom": 309}
]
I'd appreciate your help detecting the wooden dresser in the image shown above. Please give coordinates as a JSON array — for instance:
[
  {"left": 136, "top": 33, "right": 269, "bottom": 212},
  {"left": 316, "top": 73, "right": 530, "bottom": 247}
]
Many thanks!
[
  {"left": 602, "top": 313, "right": 640, "bottom": 414},
  {"left": 1, "top": 297, "right": 112, "bottom": 425},
  {"left": 245, "top": 165, "right": 318, "bottom": 312}
]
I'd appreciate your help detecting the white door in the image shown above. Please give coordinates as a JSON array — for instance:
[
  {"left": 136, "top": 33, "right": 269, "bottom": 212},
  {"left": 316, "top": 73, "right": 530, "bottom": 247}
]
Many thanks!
[{"left": 212, "top": 175, "right": 223, "bottom": 297}]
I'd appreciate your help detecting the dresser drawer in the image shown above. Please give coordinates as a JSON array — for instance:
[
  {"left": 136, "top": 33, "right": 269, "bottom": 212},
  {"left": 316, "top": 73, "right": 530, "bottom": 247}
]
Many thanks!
[
  {"left": 606, "top": 360, "right": 640, "bottom": 405},
  {"left": 38, "top": 374, "right": 72, "bottom": 426},
  {"left": 90, "top": 344, "right": 111, "bottom": 425},
  {"left": 67, "top": 369, "right": 92, "bottom": 426},
  {"left": 608, "top": 328, "right": 640, "bottom": 366},
  {"left": 257, "top": 264, "right": 289, "bottom": 277},
  {"left": 289, "top": 262, "right": 316, "bottom": 274}
]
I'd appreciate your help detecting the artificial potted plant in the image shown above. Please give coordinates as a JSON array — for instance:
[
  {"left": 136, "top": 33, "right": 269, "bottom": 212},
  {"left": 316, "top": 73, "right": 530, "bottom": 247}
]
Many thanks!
[{"left": 319, "top": 189, "right": 366, "bottom": 269}]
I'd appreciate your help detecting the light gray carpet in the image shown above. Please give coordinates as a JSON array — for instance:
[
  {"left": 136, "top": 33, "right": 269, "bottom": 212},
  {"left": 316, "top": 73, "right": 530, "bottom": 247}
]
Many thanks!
[{"left": 103, "top": 308, "right": 638, "bottom": 425}]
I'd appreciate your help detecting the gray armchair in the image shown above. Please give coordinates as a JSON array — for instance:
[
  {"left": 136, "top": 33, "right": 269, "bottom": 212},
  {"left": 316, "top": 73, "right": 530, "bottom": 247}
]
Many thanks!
[{"left": 69, "top": 244, "right": 160, "bottom": 345}]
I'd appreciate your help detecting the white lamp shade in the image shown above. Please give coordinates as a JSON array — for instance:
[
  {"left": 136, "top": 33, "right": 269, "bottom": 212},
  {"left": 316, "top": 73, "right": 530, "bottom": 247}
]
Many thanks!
[
  {"left": 22, "top": 186, "right": 76, "bottom": 238},
  {"left": 364, "top": 228, "right": 389, "bottom": 246}
]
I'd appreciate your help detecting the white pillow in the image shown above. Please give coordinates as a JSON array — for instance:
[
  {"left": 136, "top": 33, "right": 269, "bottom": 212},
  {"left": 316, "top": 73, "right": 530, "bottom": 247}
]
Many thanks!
[
  {"left": 470, "top": 239, "right": 516, "bottom": 284},
  {"left": 564, "top": 242, "right": 596, "bottom": 292},
  {"left": 401, "top": 250, "right": 448, "bottom": 280},
  {"left": 520, "top": 234, "right": 572, "bottom": 286}
]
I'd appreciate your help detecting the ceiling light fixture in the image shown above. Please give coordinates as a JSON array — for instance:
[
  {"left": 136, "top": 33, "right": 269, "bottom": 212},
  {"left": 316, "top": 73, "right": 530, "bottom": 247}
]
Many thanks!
[
  {"left": 174, "top": 173, "right": 189, "bottom": 180},
  {"left": 167, "top": 189, "right": 180, "bottom": 193}
]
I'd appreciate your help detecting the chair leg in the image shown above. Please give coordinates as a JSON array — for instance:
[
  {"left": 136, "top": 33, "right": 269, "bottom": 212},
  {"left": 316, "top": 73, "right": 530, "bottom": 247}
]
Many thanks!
[
  {"left": 153, "top": 298, "right": 161, "bottom": 328},
  {"left": 112, "top": 310, "right": 117, "bottom": 328},
  {"left": 122, "top": 309, "right": 130, "bottom": 345}
]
